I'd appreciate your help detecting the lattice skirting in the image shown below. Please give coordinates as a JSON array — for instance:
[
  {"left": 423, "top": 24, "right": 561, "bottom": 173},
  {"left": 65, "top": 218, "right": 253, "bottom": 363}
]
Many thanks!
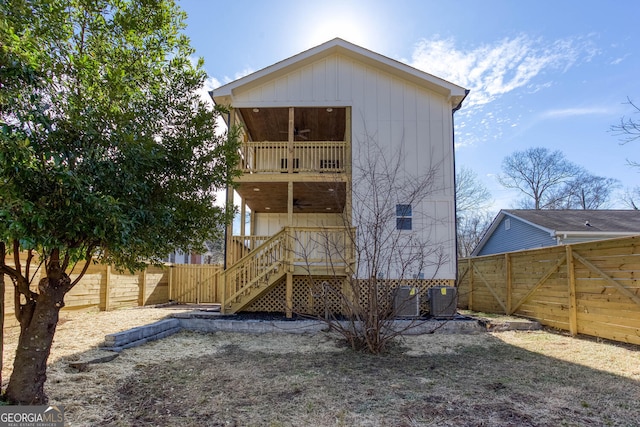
[{"left": 245, "top": 276, "right": 454, "bottom": 316}]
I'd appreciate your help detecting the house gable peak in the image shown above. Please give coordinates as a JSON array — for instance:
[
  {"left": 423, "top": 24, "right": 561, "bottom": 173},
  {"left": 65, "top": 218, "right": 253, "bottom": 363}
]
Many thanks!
[{"left": 212, "top": 38, "right": 468, "bottom": 108}]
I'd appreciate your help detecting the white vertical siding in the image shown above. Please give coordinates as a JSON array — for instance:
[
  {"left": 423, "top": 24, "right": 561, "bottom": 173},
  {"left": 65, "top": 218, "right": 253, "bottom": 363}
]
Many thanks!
[
  {"left": 232, "top": 52, "right": 457, "bottom": 279},
  {"left": 255, "top": 213, "right": 345, "bottom": 235}
]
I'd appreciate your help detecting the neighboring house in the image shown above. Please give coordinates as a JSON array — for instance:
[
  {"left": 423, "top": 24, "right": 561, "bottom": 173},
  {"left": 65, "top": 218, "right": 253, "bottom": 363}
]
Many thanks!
[
  {"left": 472, "top": 209, "right": 640, "bottom": 256},
  {"left": 164, "top": 250, "right": 204, "bottom": 265},
  {"left": 164, "top": 240, "right": 225, "bottom": 265},
  {"left": 211, "top": 38, "right": 467, "bottom": 314}
]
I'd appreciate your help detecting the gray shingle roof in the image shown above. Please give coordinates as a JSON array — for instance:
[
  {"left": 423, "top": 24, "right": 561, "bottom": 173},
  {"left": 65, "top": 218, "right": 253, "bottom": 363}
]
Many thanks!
[{"left": 503, "top": 210, "right": 640, "bottom": 233}]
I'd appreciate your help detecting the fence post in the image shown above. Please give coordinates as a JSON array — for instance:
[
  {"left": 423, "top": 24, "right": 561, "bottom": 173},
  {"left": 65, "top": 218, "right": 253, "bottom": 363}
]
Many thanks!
[
  {"left": 196, "top": 267, "right": 201, "bottom": 304},
  {"left": 168, "top": 265, "right": 173, "bottom": 302},
  {"left": 468, "top": 258, "right": 474, "bottom": 311},
  {"left": 139, "top": 268, "right": 147, "bottom": 307},
  {"left": 505, "top": 253, "right": 512, "bottom": 315},
  {"left": 104, "top": 265, "right": 111, "bottom": 312},
  {"left": 566, "top": 245, "right": 578, "bottom": 336}
]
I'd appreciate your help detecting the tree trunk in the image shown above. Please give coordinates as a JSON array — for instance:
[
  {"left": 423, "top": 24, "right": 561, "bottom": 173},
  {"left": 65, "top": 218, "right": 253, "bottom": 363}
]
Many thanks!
[
  {"left": 0, "top": 243, "right": 5, "bottom": 389},
  {"left": 5, "top": 275, "right": 68, "bottom": 404}
]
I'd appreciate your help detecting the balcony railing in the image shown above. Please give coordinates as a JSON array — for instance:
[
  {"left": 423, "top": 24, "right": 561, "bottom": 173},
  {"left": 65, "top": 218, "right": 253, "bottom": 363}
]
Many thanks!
[
  {"left": 229, "top": 227, "right": 355, "bottom": 268},
  {"left": 239, "top": 141, "right": 346, "bottom": 174}
]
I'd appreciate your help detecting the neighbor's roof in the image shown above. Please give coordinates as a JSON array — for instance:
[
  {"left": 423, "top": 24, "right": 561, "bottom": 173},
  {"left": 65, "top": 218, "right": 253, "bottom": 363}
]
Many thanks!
[
  {"left": 471, "top": 209, "right": 640, "bottom": 256},
  {"left": 211, "top": 38, "right": 468, "bottom": 109},
  {"left": 501, "top": 209, "right": 640, "bottom": 233}
]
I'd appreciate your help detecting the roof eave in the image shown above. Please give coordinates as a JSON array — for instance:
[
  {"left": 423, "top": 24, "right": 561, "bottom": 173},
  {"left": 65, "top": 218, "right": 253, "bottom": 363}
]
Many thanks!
[
  {"left": 555, "top": 231, "right": 640, "bottom": 237},
  {"left": 211, "top": 38, "right": 468, "bottom": 107}
]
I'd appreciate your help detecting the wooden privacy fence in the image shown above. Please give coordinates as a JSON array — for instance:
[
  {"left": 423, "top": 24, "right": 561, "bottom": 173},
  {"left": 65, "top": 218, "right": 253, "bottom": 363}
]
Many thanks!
[
  {"left": 2, "top": 252, "right": 224, "bottom": 328},
  {"left": 458, "top": 235, "right": 640, "bottom": 345},
  {"left": 168, "top": 264, "right": 223, "bottom": 304},
  {"left": 2, "top": 257, "right": 171, "bottom": 328}
]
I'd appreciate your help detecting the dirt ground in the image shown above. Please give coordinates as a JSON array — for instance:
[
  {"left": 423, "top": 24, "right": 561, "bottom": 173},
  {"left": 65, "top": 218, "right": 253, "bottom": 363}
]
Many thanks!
[{"left": 3, "top": 307, "right": 640, "bottom": 426}]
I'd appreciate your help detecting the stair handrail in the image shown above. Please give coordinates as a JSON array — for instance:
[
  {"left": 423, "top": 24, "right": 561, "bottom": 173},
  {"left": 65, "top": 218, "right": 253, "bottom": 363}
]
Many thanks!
[{"left": 221, "top": 228, "right": 289, "bottom": 312}]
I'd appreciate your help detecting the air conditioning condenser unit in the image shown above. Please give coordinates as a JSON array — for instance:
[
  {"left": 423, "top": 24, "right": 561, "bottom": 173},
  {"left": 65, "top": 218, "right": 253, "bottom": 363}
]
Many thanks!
[
  {"left": 428, "top": 286, "right": 457, "bottom": 319},
  {"left": 393, "top": 286, "right": 420, "bottom": 318}
]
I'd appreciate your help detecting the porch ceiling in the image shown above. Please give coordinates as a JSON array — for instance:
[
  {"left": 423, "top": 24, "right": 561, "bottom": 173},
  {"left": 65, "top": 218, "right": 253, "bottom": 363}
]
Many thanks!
[
  {"left": 236, "top": 181, "right": 346, "bottom": 213},
  {"left": 238, "top": 107, "right": 346, "bottom": 142}
]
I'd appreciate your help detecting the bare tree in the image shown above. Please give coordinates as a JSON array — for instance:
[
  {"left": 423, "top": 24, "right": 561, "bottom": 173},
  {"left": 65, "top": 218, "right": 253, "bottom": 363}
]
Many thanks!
[
  {"left": 566, "top": 173, "right": 620, "bottom": 209},
  {"left": 293, "top": 137, "right": 454, "bottom": 354},
  {"left": 541, "top": 171, "right": 620, "bottom": 210},
  {"left": 457, "top": 212, "right": 493, "bottom": 257},
  {"left": 611, "top": 97, "right": 640, "bottom": 168},
  {"left": 621, "top": 187, "right": 640, "bottom": 210},
  {"left": 455, "top": 166, "right": 493, "bottom": 214},
  {"left": 455, "top": 166, "right": 493, "bottom": 257},
  {"left": 498, "top": 147, "right": 581, "bottom": 209}
]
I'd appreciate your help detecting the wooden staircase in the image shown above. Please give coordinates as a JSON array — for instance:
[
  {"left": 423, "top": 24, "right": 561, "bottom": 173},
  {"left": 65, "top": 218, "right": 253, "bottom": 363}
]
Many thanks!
[
  {"left": 221, "top": 226, "right": 356, "bottom": 314},
  {"left": 221, "top": 229, "right": 289, "bottom": 314}
]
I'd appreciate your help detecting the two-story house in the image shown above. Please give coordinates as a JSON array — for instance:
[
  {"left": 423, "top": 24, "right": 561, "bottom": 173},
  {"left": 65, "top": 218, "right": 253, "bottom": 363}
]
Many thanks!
[{"left": 211, "top": 39, "right": 467, "bottom": 317}]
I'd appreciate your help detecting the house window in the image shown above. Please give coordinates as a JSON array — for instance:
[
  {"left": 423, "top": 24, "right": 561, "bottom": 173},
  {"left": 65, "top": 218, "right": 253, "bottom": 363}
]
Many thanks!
[
  {"left": 505, "top": 218, "right": 511, "bottom": 231},
  {"left": 396, "top": 204, "right": 412, "bottom": 230}
]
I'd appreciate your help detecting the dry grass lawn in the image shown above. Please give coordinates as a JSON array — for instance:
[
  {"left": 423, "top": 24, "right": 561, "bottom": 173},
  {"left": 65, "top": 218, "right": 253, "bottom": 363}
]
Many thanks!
[{"left": 2, "top": 307, "right": 640, "bottom": 426}]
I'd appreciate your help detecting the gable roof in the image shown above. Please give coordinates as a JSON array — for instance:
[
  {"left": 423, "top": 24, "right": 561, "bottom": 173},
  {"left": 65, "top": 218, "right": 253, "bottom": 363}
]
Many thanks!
[
  {"left": 472, "top": 209, "right": 640, "bottom": 256},
  {"left": 211, "top": 38, "right": 468, "bottom": 109},
  {"left": 501, "top": 209, "right": 640, "bottom": 233}
]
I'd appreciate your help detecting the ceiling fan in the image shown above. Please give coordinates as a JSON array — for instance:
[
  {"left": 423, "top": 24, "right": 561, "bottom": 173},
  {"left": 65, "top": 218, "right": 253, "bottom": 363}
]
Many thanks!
[
  {"left": 280, "top": 127, "right": 311, "bottom": 140},
  {"left": 293, "top": 198, "right": 312, "bottom": 209}
]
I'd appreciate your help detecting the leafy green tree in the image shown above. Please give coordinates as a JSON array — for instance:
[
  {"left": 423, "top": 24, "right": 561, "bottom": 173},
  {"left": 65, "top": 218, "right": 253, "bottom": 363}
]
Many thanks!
[{"left": 0, "top": 0, "right": 239, "bottom": 404}]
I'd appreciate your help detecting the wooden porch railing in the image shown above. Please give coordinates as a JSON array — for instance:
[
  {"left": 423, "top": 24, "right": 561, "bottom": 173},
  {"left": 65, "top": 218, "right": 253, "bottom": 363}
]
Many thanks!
[
  {"left": 229, "top": 235, "right": 271, "bottom": 266},
  {"left": 239, "top": 141, "right": 346, "bottom": 173},
  {"left": 221, "top": 226, "right": 355, "bottom": 313}
]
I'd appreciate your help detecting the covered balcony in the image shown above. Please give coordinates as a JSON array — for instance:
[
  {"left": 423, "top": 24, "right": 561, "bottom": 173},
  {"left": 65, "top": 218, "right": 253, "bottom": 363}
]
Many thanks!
[{"left": 226, "top": 106, "right": 352, "bottom": 261}]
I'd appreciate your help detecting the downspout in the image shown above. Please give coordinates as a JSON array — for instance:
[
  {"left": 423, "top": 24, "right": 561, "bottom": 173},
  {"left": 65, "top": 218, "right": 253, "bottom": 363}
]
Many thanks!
[{"left": 452, "top": 89, "right": 470, "bottom": 284}]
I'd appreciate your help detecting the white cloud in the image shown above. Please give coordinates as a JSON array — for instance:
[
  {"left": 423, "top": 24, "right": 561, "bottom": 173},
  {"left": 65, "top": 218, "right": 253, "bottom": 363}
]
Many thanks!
[
  {"left": 223, "top": 67, "right": 256, "bottom": 84},
  {"left": 408, "top": 35, "right": 598, "bottom": 147},
  {"left": 409, "top": 35, "right": 593, "bottom": 109},
  {"left": 538, "top": 106, "right": 613, "bottom": 119},
  {"left": 610, "top": 54, "right": 630, "bottom": 65}
]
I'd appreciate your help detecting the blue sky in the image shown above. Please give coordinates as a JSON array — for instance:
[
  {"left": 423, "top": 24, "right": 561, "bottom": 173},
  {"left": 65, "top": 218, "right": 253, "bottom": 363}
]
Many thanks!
[{"left": 180, "top": 0, "right": 639, "bottom": 211}]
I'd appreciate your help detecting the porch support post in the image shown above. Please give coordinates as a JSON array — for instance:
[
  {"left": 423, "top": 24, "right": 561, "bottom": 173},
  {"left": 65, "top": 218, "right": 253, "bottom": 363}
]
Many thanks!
[
  {"left": 288, "top": 181, "right": 293, "bottom": 225},
  {"left": 240, "top": 200, "right": 246, "bottom": 238},
  {"left": 288, "top": 107, "right": 294, "bottom": 174},
  {"left": 286, "top": 272, "right": 293, "bottom": 319},
  {"left": 287, "top": 107, "right": 294, "bottom": 226},
  {"left": 345, "top": 107, "right": 353, "bottom": 225},
  {"left": 226, "top": 187, "right": 234, "bottom": 267},
  {"left": 250, "top": 210, "right": 256, "bottom": 236}
]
